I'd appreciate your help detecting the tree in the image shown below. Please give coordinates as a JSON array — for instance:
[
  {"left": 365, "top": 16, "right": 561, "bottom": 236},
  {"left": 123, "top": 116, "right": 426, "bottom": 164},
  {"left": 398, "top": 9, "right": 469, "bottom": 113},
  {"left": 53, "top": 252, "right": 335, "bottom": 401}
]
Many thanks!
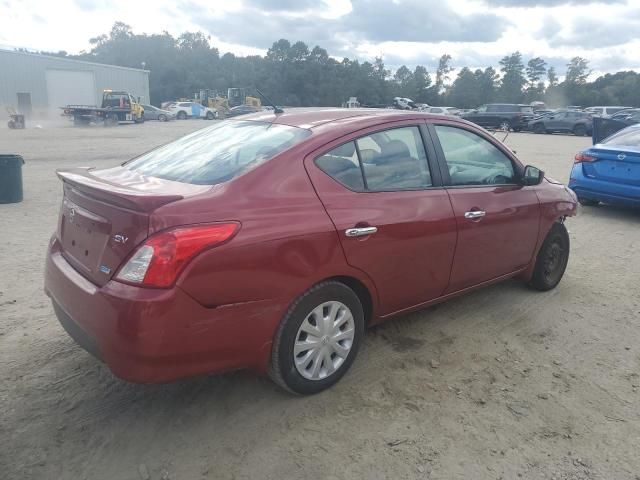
[
  {"left": 435, "top": 54, "right": 453, "bottom": 92},
  {"left": 498, "top": 51, "right": 526, "bottom": 103},
  {"left": 475, "top": 67, "right": 499, "bottom": 105},
  {"left": 393, "top": 65, "right": 414, "bottom": 98},
  {"left": 67, "top": 22, "right": 640, "bottom": 109},
  {"left": 448, "top": 67, "right": 481, "bottom": 108},
  {"left": 413, "top": 66, "right": 433, "bottom": 104},
  {"left": 547, "top": 67, "right": 558, "bottom": 87},
  {"left": 565, "top": 57, "right": 590, "bottom": 85},
  {"left": 526, "top": 57, "right": 547, "bottom": 88}
]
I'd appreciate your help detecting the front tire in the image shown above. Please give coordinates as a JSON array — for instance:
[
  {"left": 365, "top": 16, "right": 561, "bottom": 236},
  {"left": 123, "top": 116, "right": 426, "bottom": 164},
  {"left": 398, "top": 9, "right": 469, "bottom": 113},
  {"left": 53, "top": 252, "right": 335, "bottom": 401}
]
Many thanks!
[
  {"left": 206, "top": 111, "right": 215, "bottom": 120},
  {"left": 269, "top": 281, "right": 365, "bottom": 395},
  {"left": 158, "top": 114, "right": 167, "bottom": 122},
  {"left": 529, "top": 223, "right": 570, "bottom": 291},
  {"left": 177, "top": 111, "right": 187, "bottom": 120},
  {"left": 533, "top": 123, "right": 545, "bottom": 134},
  {"left": 578, "top": 197, "right": 599, "bottom": 206}
]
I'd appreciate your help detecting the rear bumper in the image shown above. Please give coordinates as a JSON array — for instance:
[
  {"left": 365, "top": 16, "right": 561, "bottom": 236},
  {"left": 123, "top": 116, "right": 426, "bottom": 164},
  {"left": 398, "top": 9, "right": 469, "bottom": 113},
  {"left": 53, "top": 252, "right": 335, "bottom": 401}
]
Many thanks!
[
  {"left": 44, "top": 237, "right": 286, "bottom": 383},
  {"left": 569, "top": 165, "right": 640, "bottom": 207}
]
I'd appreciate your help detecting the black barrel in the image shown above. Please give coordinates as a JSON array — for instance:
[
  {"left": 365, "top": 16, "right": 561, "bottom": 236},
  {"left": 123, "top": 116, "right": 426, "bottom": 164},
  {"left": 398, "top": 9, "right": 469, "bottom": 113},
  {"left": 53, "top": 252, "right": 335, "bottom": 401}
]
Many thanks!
[{"left": 0, "top": 154, "right": 25, "bottom": 203}]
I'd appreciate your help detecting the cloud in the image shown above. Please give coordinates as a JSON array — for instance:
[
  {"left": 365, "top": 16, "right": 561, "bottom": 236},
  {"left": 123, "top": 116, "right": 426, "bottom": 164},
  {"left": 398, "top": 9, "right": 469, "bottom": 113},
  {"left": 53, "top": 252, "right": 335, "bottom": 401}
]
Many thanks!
[
  {"left": 190, "top": 0, "right": 508, "bottom": 53},
  {"left": 347, "top": 0, "right": 507, "bottom": 43},
  {"left": 241, "top": 0, "right": 324, "bottom": 11},
  {"left": 73, "top": 0, "right": 108, "bottom": 11},
  {"left": 483, "top": 0, "right": 624, "bottom": 5},
  {"left": 549, "top": 9, "right": 640, "bottom": 47}
]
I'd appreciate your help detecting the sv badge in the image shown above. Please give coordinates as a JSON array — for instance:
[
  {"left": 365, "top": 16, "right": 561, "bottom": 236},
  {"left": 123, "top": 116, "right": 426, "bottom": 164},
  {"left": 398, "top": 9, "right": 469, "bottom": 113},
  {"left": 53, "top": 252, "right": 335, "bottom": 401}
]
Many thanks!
[{"left": 113, "top": 234, "right": 129, "bottom": 244}]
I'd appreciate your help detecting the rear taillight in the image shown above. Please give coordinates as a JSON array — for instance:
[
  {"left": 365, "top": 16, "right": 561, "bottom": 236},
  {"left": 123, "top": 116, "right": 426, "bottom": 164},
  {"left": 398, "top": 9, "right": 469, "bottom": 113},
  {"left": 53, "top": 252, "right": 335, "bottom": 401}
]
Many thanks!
[
  {"left": 115, "top": 223, "right": 239, "bottom": 288},
  {"left": 574, "top": 152, "right": 597, "bottom": 163}
]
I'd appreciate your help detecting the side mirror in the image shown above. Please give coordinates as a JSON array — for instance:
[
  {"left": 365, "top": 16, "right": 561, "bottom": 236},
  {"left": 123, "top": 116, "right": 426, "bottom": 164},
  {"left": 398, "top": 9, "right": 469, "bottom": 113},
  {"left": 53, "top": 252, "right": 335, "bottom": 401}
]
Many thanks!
[{"left": 523, "top": 165, "right": 545, "bottom": 186}]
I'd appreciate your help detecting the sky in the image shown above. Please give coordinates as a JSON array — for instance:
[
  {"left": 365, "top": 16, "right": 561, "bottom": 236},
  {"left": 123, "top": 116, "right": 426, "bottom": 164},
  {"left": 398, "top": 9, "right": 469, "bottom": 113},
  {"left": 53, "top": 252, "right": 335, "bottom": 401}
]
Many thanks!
[{"left": 1, "top": 0, "right": 639, "bottom": 78}]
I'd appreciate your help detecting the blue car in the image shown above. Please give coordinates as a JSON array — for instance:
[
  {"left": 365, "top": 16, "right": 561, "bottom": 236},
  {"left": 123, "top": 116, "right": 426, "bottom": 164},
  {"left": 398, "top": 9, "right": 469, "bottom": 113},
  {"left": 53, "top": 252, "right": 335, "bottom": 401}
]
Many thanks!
[{"left": 569, "top": 124, "right": 640, "bottom": 207}]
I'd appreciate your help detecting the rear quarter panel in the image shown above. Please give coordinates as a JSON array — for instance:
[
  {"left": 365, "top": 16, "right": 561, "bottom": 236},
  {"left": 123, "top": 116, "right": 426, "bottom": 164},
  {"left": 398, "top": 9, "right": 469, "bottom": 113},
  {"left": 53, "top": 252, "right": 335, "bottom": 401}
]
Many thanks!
[{"left": 149, "top": 139, "right": 379, "bottom": 318}]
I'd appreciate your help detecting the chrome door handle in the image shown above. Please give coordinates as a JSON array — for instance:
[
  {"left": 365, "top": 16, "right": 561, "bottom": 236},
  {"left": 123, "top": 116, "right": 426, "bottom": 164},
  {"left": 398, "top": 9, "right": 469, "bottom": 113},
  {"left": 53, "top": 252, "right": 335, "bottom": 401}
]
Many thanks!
[
  {"left": 345, "top": 226, "right": 378, "bottom": 237},
  {"left": 464, "top": 210, "right": 486, "bottom": 219}
]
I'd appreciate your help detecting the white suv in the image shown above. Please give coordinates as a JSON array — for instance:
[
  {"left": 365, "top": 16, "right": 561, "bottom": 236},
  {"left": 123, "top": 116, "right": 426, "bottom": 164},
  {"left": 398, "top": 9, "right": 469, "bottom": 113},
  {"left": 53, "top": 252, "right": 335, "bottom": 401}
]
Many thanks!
[
  {"left": 167, "top": 102, "right": 217, "bottom": 120},
  {"left": 584, "top": 106, "right": 631, "bottom": 118}
]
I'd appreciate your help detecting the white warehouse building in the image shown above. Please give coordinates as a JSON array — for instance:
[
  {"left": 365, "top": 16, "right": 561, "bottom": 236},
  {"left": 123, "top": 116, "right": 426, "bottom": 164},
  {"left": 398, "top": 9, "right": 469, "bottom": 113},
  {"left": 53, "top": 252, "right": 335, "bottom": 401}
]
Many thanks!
[{"left": 0, "top": 49, "right": 150, "bottom": 116}]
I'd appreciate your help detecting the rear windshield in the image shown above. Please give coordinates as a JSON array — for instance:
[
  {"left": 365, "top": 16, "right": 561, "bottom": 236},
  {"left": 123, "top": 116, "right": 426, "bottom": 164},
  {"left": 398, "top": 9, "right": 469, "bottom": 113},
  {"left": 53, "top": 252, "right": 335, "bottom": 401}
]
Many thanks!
[
  {"left": 602, "top": 127, "right": 640, "bottom": 147},
  {"left": 126, "top": 121, "right": 311, "bottom": 185}
]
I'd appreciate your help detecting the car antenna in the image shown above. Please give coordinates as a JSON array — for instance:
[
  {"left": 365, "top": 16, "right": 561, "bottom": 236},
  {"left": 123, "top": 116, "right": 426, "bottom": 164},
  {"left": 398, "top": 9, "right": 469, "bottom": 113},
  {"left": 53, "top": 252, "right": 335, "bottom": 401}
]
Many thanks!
[{"left": 255, "top": 88, "right": 284, "bottom": 114}]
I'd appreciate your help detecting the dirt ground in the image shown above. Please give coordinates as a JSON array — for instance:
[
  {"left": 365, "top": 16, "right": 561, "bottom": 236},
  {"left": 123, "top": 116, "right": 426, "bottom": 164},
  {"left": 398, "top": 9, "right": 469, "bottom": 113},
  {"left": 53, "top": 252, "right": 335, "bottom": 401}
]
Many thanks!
[{"left": 1, "top": 119, "right": 639, "bottom": 480}]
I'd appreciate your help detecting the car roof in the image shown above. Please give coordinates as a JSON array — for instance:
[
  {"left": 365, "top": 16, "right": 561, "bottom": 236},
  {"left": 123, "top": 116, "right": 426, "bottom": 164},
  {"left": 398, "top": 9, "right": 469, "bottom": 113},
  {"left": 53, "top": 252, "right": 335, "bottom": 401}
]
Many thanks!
[{"left": 235, "top": 107, "right": 454, "bottom": 130}]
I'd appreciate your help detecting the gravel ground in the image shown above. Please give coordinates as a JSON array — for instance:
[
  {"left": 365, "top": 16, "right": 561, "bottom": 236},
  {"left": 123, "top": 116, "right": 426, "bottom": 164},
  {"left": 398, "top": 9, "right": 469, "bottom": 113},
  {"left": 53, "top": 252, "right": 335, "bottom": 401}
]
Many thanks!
[{"left": 1, "top": 119, "right": 639, "bottom": 480}]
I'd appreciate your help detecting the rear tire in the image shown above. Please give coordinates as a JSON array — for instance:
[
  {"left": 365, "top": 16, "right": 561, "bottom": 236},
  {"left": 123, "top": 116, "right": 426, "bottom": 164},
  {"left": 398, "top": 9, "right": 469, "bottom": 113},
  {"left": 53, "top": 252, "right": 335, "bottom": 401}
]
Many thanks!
[
  {"left": 104, "top": 114, "right": 118, "bottom": 127},
  {"left": 529, "top": 223, "right": 570, "bottom": 291},
  {"left": 269, "top": 281, "right": 365, "bottom": 395},
  {"left": 573, "top": 124, "right": 587, "bottom": 136},
  {"left": 206, "top": 111, "right": 215, "bottom": 120},
  {"left": 533, "top": 123, "right": 545, "bottom": 134},
  {"left": 499, "top": 120, "right": 511, "bottom": 131},
  {"left": 177, "top": 111, "right": 187, "bottom": 120}
]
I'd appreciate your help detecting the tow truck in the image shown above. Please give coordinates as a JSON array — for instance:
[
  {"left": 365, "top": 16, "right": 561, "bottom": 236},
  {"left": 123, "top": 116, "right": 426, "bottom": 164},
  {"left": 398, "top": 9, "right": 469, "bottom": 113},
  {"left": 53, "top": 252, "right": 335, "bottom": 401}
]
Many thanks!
[{"left": 62, "top": 90, "right": 145, "bottom": 126}]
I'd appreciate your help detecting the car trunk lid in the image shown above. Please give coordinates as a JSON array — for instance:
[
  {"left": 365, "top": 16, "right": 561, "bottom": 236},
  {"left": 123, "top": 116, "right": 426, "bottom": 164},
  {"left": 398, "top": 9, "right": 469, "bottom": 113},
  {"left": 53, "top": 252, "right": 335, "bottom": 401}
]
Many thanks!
[
  {"left": 56, "top": 167, "right": 209, "bottom": 286},
  {"left": 585, "top": 146, "right": 640, "bottom": 186}
]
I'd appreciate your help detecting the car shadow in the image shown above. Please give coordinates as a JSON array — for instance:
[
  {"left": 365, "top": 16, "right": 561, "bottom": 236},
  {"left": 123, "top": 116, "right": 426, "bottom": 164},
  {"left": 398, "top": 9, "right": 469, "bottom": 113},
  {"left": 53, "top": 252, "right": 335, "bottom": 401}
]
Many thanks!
[{"left": 580, "top": 203, "right": 640, "bottom": 222}]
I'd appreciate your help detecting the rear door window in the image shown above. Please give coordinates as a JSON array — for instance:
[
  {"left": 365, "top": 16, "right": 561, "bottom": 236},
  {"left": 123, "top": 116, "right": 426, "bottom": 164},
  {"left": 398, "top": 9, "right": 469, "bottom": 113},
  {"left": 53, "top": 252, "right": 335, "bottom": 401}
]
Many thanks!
[
  {"left": 126, "top": 121, "right": 311, "bottom": 185},
  {"left": 316, "top": 142, "right": 365, "bottom": 191},
  {"left": 434, "top": 125, "right": 516, "bottom": 186},
  {"left": 316, "top": 126, "right": 432, "bottom": 191}
]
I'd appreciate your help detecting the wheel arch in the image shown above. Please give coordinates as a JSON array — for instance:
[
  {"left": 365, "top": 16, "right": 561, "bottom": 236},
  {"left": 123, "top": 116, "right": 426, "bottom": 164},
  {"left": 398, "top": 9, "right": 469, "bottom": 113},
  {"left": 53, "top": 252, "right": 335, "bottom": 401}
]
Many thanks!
[
  {"left": 517, "top": 216, "right": 568, "bottom": 283},
  {"left": 326, "top": 275, "right": 374, "bottom": 326}
]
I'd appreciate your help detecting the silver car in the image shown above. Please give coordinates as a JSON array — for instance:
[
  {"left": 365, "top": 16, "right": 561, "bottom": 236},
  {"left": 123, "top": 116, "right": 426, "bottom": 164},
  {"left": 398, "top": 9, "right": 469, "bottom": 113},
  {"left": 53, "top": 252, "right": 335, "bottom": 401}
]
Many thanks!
[{"left": 142, "top": 104, "right": 175, "bottom": 122}]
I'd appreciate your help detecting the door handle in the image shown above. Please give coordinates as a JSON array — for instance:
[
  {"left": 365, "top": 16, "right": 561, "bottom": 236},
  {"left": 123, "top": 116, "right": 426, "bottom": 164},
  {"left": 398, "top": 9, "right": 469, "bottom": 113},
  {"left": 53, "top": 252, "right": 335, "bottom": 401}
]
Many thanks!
[
  {"left": 345, "top": 226, "right": 378, "bottom": 237},
  {"left": 464, "top": 210, "right": 486, "bottom": 219}
]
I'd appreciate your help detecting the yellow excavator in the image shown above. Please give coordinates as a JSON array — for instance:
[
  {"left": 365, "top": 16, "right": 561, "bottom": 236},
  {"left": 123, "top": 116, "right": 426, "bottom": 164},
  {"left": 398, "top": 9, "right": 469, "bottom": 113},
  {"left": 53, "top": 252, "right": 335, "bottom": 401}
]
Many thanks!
[{"left": 196, "top": 88, "right": 261, "bottom": 118}]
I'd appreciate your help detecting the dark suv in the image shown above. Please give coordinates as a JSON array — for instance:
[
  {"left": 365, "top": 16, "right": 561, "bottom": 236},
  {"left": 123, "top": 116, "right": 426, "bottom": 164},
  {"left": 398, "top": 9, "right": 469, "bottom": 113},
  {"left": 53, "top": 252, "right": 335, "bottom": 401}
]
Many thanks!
[
  {"left": 462, "top": 104, "right": 534, "bottom": 132},
  {"left": 528, "top": 110, "right": 593, "bottom": 136}
]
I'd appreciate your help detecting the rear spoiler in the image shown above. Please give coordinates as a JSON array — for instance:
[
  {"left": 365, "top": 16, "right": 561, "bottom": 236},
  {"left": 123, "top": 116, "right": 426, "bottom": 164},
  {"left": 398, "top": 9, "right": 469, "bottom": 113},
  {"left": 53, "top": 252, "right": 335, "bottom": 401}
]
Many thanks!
[{"left": 57, "top": 168, "right": 184, "bottom": 212}]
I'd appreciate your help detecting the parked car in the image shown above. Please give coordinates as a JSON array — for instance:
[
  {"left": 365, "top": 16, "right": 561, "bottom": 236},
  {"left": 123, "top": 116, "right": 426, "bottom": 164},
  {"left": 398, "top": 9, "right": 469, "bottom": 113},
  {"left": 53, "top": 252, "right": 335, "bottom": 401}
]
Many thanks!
[
  {"left": 569, "top": 123, "right": 640, "bottom": 207},
  {"left": 426, "top": 106, "right": 460, "bottom": 116},
  {"left": 462, "top": 104, "right": 534, "bottom": 131},
  {"left": 610, "top": 108, "right": 640, "bottom": 124},
  {"left": 584, "top": 106, "right": 632, "bottom": 118},
  {"left": 44, "top": 109, "right": 577, "bottom": 394},
  {"left": 141, "top": 104, "right": 175, "bottom": 122},
  {"left": 531, "top": 109, "right": 555, "bottom": 118},
  {"left": 167, "top": 101, "right": 217, "bottom": 120},
  {"left": 528, "top": 110, "right": 593, "bottom": 136},
  {"left": 393, "top": 97, "right": 417, "bottom": 110},
  {"left": 226, "top": 105, "right": 261, "bottom": 117}
]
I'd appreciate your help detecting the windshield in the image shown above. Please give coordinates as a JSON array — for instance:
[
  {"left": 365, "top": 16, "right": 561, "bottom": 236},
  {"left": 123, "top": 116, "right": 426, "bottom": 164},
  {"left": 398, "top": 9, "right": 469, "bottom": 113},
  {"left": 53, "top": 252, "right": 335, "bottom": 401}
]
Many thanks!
[
  {"left": 126, "top": 121, "right": 311, "bottom": 185},
  {"left": 602, "top": 126, "right": 640, "bottom": 148}
]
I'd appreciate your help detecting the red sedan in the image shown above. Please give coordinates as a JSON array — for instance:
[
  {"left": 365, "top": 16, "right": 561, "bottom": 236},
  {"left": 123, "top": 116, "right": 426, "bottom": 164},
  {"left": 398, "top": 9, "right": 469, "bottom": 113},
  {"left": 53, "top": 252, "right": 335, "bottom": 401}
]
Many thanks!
[{"left": 44, "top": 108, "right": 577, "bottom": 394}]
